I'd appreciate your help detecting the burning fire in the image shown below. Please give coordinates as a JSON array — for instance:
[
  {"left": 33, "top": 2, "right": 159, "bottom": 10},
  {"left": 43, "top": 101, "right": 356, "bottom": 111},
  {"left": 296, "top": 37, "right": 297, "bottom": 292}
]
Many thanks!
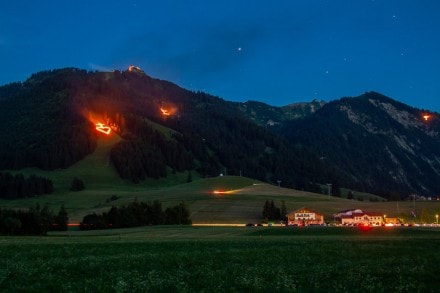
[
  {"left": 95, "top": 122, "right": 111, "bottom": 135},
  {"left": 128, "top": 65, "right": 142, "bottom": 72},
  {"left": 160, "top": 106, "right": 178, "bottom": 116},
  {"left": 423, "top": 114, "right": 431, "bottom": 121},
  {"left": 212, "top": 189, "right": 239, "bottom": 195},
  {"left": 160, "top": 108, "right": 171, "bottom": 116}
]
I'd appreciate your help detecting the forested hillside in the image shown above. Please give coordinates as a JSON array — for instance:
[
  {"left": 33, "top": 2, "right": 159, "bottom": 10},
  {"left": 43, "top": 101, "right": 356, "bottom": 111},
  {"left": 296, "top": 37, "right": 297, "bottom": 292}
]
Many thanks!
[
  {"left": 0, "top": 68, "right": 335, "bottom": 191},
  {"left": 3, "top": 69, "right": 437, "bottom": 198},
  {"left": 277, "top": 92, "right": 440, "bottom": 198}
]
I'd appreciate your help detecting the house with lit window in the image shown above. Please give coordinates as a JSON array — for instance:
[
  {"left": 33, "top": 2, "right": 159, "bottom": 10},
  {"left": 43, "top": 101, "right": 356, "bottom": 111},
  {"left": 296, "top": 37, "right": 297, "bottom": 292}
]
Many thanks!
[
  {"left": 337, "top": 210, "right": 384, "bottom": 226},
  {"left": 286, "top": 207, "right": 324, "bottom": 226}
]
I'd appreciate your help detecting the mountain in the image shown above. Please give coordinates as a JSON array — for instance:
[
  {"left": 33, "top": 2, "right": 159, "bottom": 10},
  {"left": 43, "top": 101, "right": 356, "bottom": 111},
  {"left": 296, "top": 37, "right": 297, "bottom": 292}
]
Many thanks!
[
  {"left": 237, "top": 99, "right": 325, "bottom": 127},
  {"left": 2, "top": 68, "right": 439, "bottom": 199},
  {"left": 0, "top": 68, "right": 332, "bottom": 190},
  {"left": 275, "top": 92, "right": 440, "bottom": 198}
]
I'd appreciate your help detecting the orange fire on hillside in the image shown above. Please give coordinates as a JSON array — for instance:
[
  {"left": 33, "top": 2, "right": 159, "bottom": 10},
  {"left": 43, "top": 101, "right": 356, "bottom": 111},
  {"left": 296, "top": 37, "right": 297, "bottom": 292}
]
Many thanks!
[
  {"left": 128, "top": 65, "right": 143, "bottom": 73},
  {"left": 95, "top": 122, "right": 111, "bottom": 135},
  {"left": 160, "top": 106, "right": 177, "bottom": 117},
  {"left": 423, "top": 114, "right": 431, "bottom": 121},
  {"left": 160, "top": 108, "right": 171, "bottom": 116},
  {"left": 212, "top": 189, "right": 240, "bottom": 195},
  {"left": 83, "top": 110, "right": 119, "bottom": 135}
]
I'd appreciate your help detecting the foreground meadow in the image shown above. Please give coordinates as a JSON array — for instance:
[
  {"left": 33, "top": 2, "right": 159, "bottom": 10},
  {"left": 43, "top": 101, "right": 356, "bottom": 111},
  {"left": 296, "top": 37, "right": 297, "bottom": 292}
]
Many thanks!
[{"left": 1, "top": 226, "right": 439, "bottom": 292}]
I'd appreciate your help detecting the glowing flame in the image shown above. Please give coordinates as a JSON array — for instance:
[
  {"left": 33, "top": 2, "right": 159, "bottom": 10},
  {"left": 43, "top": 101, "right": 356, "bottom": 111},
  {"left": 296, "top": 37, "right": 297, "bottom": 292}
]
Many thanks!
[
  {"left": 128, "top": 65, "right": 142, "bottom": 72},
  {"left": 212, "top": 189, "right": 238, "bottom": 195},
  {"left": 96, "top": 122, "right": 111, "bottom": 135},
  {"left": 160, "top": 108, "right": 171, "bottom": 116},
  {"left": 423, "top": 114, "right": 431, "bottom": 121}
]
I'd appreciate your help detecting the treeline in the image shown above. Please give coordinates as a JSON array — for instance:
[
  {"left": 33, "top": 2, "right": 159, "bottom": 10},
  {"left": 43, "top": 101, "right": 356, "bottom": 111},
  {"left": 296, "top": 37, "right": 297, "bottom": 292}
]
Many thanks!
[
  {"left": 0, "top": 205, "right": 68, "bottom": 235},
  {"left": 80, "top": 200, "right": 191, "bottom": 230},
  {"left": 0, "top": 172, "right": 54, "bottom": 199},
  {"left": 0, "top": 68, "right": 97, "bottom": 170},
  {"left": 262, "top": 200, "right": 287, "bottom": 221},
  {"left": 0, "top": 68, "right": 338, "bottom": 190}
]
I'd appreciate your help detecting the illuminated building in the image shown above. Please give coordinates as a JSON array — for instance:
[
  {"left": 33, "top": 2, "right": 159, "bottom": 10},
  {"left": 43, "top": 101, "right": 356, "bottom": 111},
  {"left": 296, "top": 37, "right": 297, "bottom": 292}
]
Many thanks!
[
  {"left": 335, "top": 209, "right": 384, "bottom": 226},
  {"left": 286, "top": 207, "right": 324, "bottom": 226}
]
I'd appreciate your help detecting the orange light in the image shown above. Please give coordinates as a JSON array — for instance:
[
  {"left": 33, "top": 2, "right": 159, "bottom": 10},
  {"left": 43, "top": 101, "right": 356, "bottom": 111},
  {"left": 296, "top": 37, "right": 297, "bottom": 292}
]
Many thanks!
[
  {"left": 212, "top": 189, "right": 237, "bottom": 195},
  {"left": 423, "top": 114, "right": 430, "bottom": 121},
  {"left": 67, "top": 223, "right": 80, "bottom": 227},
  {"left": 160, "top": 108, "right": 171, "bottom": 116},
  {"left": 96, "top": 122, "right": 111, "bottom": 135},
  {"left": 128, "top": 65, "right": 142, "bottom": 72}
]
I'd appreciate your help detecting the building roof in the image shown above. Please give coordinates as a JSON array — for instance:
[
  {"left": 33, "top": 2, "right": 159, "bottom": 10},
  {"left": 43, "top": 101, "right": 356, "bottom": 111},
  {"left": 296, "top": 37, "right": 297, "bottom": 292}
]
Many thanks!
[{"left": 341, "top": 212, "right": 383, "bottom": 219}]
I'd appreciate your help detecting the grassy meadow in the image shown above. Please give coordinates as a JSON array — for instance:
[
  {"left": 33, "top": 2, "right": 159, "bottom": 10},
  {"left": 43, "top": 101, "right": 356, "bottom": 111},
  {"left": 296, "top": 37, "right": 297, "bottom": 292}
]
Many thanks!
[
  {"left": 1, "top": 135, "right": 440, "bottom": 291},
  {"left": 1, "top": 134, "right": 440, "bottom": 225},
  {"left": 1, "top": 226, "right": 440, "bottom": 292}
]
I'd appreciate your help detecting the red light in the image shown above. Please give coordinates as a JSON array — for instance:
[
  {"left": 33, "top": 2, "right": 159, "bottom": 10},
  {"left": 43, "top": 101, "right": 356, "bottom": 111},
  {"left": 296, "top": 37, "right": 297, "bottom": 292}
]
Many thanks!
[{"left": 358, "top": 224, "right": 372, "bottom": 232}]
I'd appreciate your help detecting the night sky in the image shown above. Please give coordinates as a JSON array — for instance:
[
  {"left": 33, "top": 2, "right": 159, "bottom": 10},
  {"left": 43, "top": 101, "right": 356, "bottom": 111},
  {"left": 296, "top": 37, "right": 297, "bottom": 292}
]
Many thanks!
[{"left": 1, "top": 0, "right": 439, "bottom": 111}]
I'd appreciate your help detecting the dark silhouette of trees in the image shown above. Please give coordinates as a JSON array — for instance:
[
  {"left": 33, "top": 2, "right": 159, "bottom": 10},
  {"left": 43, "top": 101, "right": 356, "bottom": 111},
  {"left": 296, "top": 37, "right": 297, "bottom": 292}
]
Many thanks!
[
  {"left": 0, "top": 204, "right": 68, "bottom": 235},
  {"left": 80, "top": 200, "right": 191, "bottom": 230},
  {"left": 280, "top": 200, "right": 287, "bottom": 221},
  {"left": 262, "top": 200, "right": 281, "bottom": 221},
  {"left": 53, "top": 205, "right": 68, "bottom": 231},
  {"left": 0, "top": 172, "right": 53, "bottom": 199}
]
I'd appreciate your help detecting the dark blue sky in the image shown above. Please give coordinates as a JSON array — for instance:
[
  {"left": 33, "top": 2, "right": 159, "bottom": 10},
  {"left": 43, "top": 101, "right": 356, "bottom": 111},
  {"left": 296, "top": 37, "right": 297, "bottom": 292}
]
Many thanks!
[{"left": 1, "top": 0, "right": 439, "bottom": 111}]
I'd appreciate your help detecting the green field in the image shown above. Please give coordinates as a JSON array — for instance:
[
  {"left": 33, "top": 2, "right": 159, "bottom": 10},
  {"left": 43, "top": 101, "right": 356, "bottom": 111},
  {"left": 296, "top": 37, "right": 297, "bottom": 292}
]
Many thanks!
[
  {"left": 1, "top": 134, "right": 440, "bottom": 225},
  {"left": 1, "top": 226, "right": 439, "bottom": 292}
]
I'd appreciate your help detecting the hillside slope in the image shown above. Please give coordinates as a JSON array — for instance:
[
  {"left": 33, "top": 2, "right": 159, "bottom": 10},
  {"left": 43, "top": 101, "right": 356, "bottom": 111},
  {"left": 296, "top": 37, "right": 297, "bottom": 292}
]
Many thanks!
[
  {"left": 0, "top": 68, "right": 333, "bottom": 191},
  {"left": 278, "top": 92, "right": 440, "bottom": 198}
]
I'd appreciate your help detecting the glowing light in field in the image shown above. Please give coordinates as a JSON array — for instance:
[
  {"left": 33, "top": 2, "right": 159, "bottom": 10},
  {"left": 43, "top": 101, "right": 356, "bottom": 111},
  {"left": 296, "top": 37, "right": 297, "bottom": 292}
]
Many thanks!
[
  {"left": 212, "top": 189, "right": 238, "bottom": 195},
  {"left": 96, "top": 122, "right": 111, "bottom": 135},
  {"left": 423, "top": 114, "right": 431, "bottom": 121}
]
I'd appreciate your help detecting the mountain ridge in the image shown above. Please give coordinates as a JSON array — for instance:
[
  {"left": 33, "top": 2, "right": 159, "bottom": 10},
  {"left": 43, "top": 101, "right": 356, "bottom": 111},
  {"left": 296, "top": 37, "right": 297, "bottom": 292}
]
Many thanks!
[
  {"left": 276, "top": 91, "right": 440, "bottom": 198},
  {"left": 0, "top": 67, "right": 332, "bottom": 192},
  {"left": 1, "top": 68, "right": 439, "bottom": 198}
]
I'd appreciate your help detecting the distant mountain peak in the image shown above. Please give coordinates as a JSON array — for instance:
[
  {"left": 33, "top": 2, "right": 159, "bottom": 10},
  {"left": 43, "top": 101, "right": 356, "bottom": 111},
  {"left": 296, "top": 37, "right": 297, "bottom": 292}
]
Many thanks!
[{"left": 334, "top": 92, "right": 438, "bottom": 137}]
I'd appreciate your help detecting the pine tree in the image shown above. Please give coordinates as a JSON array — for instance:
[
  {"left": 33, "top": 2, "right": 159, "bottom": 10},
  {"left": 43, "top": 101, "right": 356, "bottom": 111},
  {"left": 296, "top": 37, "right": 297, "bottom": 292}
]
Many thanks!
[
  {"left": 53, "top": 205, "right": 68, "bottom": 231},
  {"left": 280, "top": 200, "right": 287, "bottom": 221}
]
